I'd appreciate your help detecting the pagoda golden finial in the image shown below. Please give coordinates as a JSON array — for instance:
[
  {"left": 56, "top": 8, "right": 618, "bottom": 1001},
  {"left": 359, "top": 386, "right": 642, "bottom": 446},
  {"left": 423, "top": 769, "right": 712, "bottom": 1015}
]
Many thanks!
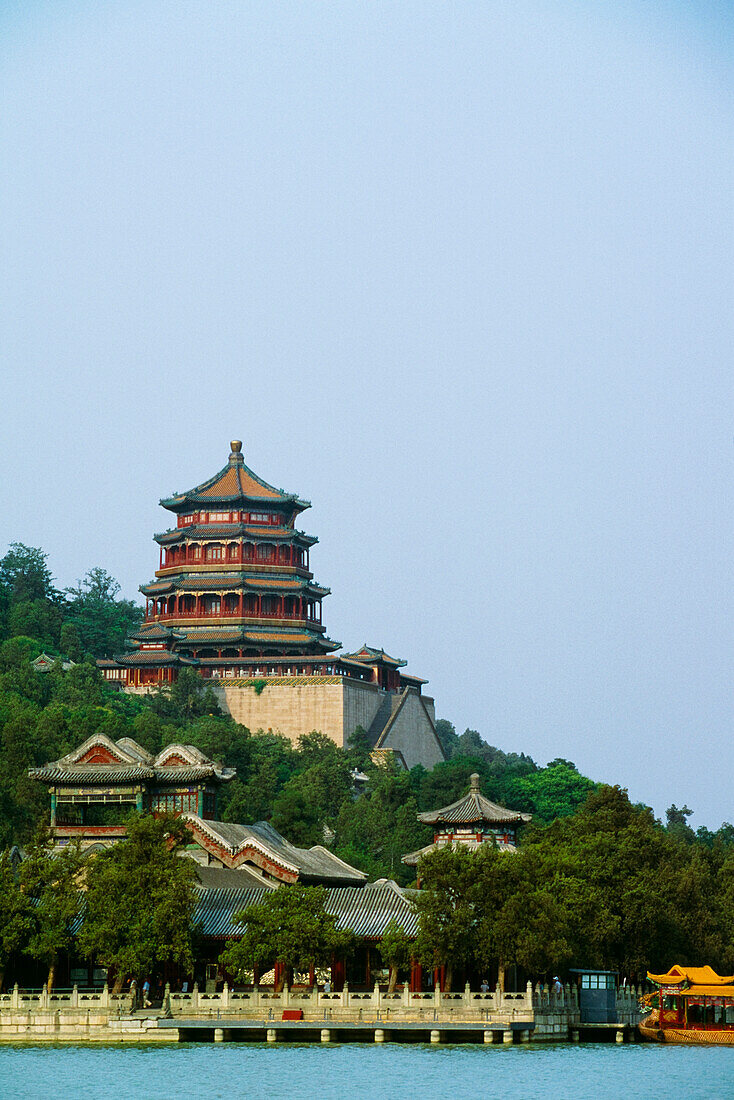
[{"left": 230, "top": 440, "right": 242, "bottom": 454}]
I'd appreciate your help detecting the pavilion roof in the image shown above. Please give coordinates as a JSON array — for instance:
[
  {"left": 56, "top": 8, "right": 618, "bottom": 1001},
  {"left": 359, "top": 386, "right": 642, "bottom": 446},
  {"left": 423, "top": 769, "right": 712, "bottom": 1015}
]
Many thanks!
[
  {"left": 161, "top": 442, "right": 309, "bottom": 513},
  {"left": 648, "top": 965, "right": 734, "bottom": 987},
  {"left": 28, "top": 736, "right": 234, "bottom": 786},
  {"left": 342, "top": 644, "right": 407, "bottom": 669},
  {"left": 140, "top": 575, "right": 328, "bottom": 596},
  {"left": 417, "top": 774, "right": 532, "bottom": 827}
]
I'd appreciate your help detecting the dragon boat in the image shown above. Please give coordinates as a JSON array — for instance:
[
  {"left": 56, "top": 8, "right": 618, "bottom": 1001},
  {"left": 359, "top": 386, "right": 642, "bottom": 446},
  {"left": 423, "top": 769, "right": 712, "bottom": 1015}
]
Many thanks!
[{"left": 639, "top": 965, "right": 734, "bottom": 1044}]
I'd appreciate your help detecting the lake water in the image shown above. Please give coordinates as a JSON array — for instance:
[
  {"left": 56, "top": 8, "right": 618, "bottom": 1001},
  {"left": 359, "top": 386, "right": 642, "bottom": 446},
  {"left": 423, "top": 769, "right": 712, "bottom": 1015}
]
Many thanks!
[{"left": 1, "top": 1042, "right": 732, "bottom": 1100}]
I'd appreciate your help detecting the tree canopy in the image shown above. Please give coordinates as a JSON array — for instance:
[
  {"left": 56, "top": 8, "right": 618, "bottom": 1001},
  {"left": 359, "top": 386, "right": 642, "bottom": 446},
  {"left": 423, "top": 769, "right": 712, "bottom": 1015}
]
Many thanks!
[
  {"left": 78, "top": 814, "right": 198, "bottom": 987},
  {"left": 219, "top": 883, "right": 352, "bottom": 989}
]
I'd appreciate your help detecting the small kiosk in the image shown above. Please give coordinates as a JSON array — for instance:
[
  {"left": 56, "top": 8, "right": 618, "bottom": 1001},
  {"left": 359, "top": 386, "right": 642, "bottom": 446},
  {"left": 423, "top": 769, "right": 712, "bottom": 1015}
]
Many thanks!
[{"left": 570, "top": 969, "right": 618, "bottom": 1023}]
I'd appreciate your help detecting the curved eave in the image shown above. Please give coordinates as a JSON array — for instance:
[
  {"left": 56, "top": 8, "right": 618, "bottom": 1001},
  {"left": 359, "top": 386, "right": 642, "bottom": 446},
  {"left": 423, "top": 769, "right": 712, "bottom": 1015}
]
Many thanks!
[
  {"left": 142, "top": 576, "right": 329, "bottom": 596},
  {"left": 155, "top": 526, "right": 318, "bottom": 547}
]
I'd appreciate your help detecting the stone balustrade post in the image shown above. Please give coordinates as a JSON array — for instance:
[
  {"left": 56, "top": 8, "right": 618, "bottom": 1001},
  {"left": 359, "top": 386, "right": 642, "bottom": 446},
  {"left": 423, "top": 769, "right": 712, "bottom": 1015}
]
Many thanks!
[
  {"left": 494, "top": 983, "right": 503, "bottom": 1011},
  {"left": 402, "top": 983, "right": 410, "bottom": 1007},
  {"left": 342, "top": 981, "right": 349, "bottom": 1009},
  {"left": 464, "top": 981, "right": 471, "bottom": 1010},
  {"left": 71, "top": 985, "right": 79, "bottom": 1008},
  {"left": 221, "top": 982, "right": 230, "bottom": 1009},
  {"left": 433, "top": 981, "right": 441, "bottom": 1009},
  {"left": 252, "top": 985, "right": 260, "bottom": 1008},
  {"left": 525, "top": 980, "right": 533, "bottom": 1010},
  {"left": 40, "top": 984, "right": 49, "bottom": 1010},
  {"left": 282, "top": 982, "right": 289, "bottom": 1007},
  {"left": 100, "top": 985, "right": 109, "bottom": 1009},
  {"left": 11, "top": 984, "right": 19, "bottom": 1009},
  {"left": 374, "top": 981, "right": 381, "bottom": 1010},
  {"left": 191, "top": 982, "right": 199, "bottom": 1011}
]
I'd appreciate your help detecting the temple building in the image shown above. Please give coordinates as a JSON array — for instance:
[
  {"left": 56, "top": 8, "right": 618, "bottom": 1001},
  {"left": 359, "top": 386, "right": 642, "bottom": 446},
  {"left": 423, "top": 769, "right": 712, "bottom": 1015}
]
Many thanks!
[
  {"left": 99, "top": 441, "right": 444, "bottom": 770},
  {"left": 28, "top": 733, "right": 366, "bottom": 888},
  {"left": 402, "top": 773, "right": 531, "bottom": 867},
  {"left": 28, "top": 734, "right": 235, "bottom": 850}
]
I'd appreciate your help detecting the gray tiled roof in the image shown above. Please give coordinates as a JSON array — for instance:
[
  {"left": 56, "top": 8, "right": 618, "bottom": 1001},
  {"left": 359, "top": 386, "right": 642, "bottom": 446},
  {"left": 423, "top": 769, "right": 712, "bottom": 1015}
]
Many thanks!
[
  {"left": 193, "top": 881, "right": 417, "bottom": 940},
  {"left": 417, "top": 774, "right": 531, "bottom": 827}
]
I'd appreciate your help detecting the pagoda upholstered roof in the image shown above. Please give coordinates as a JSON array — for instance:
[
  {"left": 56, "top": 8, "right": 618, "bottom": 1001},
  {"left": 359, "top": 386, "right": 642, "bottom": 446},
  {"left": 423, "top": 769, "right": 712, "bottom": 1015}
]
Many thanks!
[
  {"left": 184, "top": 816, "right": 367, "bottom": 886},
  {"left": 160, "top": 442, "right": 309, "bottom": 513},
  {"left": 193, "top": 880, "right": 417, "bottom": 939},
  {"left": 417, "top": 774, "right": 532, "bottom": 826},
  {"left": 155, "top": 525, "right": 317, "bottom": 546},
  {"left": 342, "top": 645, "right": 407, "bottom": 669}
]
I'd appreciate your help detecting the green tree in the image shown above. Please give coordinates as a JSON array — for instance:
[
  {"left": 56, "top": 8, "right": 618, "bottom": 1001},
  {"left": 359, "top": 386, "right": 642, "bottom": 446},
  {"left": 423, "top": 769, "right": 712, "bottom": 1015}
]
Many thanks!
[
  {"left": 379, "top": 919, "right": 411, "bottom": 993},
  {"left": 19, "top": 831, "right": 84, "bottom": 990},
  {"left": 8, "top": 600, "right": 63, "bottom": 647},
  {"left": 413, "top": 845, "right": 483, "bottom": 990},
  {"left": 148, "top": 667, "right": 222, "bottom": 722},
  {"left": 434, "top": 719, "right": 459, "bottom": 759},
  {"left": 335, "top": 764, "right": 430, "bottom": 883},
  {"left": 59, "top": 623, "right": 84, "bottom": 662},
  {"left": 78, "top": 814, "right": 198, "bottom": 990},
  {"left": 220, "top": 883, "right": 352, "bottom": 991},
  {"left": 65, "top": 568, "right": 143, "bottom": 657},
  {"left": 0, "top": 544, "right": 59, "bottom": 605},
  {"left": 271, "top": 735, "right": 353, "bottom": 846},
  {"left": 0, "top": 850, "right": 33, "bottom": 990},
  {"left": 505, "top": 759, "right": 596, "bottom": 824}
]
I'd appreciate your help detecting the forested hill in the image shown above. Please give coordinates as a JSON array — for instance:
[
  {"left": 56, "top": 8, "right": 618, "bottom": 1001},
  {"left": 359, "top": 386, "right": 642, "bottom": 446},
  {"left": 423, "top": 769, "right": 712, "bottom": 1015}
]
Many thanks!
[{"left": 1, "top": 543, "right": 732, "bottom": 894}]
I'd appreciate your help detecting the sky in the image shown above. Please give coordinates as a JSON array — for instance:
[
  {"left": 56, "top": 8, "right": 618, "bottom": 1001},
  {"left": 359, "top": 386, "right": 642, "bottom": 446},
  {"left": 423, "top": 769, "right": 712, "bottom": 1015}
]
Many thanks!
[{"left": 2, "top": 1, "right": 733, "bottom": 827}]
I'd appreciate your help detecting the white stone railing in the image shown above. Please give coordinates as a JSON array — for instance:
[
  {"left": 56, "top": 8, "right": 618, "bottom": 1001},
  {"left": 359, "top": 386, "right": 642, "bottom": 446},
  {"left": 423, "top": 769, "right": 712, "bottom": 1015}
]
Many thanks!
[
  {"left": 166, "top": 980, "right": 535, "bottom": 1017},
  {"left": 0, "top": 984, "right": 129, "bottom": 1011},
  {"left": 531, "top": 982, "right": 645, "bottom": 1023}
]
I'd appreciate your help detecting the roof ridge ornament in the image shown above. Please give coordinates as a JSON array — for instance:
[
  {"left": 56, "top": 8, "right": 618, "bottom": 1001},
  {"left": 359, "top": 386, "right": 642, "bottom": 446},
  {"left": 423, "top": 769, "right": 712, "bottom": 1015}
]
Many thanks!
[
  {"left": 229, "top": 440, "right": 244, "bottom": 465},
  {"left": 470, "top": 772, "right": 481, "bottom": 790}
]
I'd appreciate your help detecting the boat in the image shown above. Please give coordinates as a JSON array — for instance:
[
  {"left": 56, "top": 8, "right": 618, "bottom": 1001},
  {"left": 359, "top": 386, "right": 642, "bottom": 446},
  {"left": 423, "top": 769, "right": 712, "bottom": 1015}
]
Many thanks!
[{"left": 639, "top": 965, "right": 734, "bottom": 1044}]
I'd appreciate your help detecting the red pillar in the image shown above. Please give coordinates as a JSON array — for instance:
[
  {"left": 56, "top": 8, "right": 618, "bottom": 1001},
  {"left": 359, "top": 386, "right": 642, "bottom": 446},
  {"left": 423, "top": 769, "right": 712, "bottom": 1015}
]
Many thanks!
[{"left": 409, "top": 959, "right": 423, "bottom": 993}]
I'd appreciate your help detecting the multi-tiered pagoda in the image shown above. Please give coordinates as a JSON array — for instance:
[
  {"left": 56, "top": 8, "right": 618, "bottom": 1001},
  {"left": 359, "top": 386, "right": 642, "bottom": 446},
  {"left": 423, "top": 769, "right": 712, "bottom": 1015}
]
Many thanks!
[
  {"left": 101, "top": 442, "right": 445, "bottom": 770},
  {"left": 109, "top": 441, "right": 342, "bottom": 685}
]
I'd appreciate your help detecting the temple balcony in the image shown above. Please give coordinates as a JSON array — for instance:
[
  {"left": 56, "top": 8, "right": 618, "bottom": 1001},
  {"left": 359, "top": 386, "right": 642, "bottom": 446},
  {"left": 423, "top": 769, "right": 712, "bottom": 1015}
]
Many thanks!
[
  {"left": 147, "top": 613, "right": 325, "bottom": 628},
  {"left": 155, "top": 563, "right": 314, "bottom": 580}
]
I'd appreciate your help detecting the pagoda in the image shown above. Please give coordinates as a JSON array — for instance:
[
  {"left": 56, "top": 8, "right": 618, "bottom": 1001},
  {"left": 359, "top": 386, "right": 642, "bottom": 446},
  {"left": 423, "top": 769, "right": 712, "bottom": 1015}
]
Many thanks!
[
  {"left": 100, "top": 441, "right": 446, "bottom": 771},
  {"left": 109, "top": 440, "right": 339, "bottom": 686},
  {"left": 402, "top": 773, "right": 531, "bottom": 866}
]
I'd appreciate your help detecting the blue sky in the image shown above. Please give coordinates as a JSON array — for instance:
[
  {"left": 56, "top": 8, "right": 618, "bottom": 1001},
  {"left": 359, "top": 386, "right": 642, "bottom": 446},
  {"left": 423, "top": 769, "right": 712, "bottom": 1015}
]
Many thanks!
[{"left": 2, "top": 2, "right": 733, "bottom": 826}]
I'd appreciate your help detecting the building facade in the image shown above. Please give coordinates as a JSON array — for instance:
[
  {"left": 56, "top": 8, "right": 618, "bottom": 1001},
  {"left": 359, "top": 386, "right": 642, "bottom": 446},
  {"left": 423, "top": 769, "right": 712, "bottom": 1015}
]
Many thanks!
[{"left": 99, "top": 442, "right": 444, "bottom": 770}]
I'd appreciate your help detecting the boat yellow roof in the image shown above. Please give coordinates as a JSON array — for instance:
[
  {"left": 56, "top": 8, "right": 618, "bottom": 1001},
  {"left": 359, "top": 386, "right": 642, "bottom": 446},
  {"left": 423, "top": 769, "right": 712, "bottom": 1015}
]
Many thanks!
[{"left": 648, "top": 965, "right": 734, "bottom": 986}]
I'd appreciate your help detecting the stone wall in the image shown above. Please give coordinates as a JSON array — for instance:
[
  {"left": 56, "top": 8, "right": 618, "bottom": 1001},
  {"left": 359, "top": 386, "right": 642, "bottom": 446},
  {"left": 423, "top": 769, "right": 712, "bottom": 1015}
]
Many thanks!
[
  {"left": 212, "top": 677, "right": 444, "bottom": 769},
  {"left": 378, "top": 690, "right": 443, "bottom": 770},
  {"left": 215, "top": 676, "right": 349, "bottom": 746}
]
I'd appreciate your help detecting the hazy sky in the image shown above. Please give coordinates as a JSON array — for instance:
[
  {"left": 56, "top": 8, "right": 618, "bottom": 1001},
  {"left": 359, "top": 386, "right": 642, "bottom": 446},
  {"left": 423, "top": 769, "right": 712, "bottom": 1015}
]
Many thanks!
[{"left": 2, "top": 2, "right": 733, "bottom": 826}]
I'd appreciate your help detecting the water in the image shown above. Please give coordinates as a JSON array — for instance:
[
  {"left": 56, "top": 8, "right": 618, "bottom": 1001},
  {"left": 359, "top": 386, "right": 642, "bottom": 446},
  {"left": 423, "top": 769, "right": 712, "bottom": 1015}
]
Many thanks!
[{"left": 0, "top": 1042, "right": 732, "bottom": 1100}]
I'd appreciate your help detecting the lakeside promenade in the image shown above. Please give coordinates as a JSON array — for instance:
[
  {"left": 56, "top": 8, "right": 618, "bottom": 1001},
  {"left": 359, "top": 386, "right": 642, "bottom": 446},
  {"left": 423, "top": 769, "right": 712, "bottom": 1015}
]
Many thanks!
[{"left": 0, "top": 981, "right": 643, "bottom": 1044}]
